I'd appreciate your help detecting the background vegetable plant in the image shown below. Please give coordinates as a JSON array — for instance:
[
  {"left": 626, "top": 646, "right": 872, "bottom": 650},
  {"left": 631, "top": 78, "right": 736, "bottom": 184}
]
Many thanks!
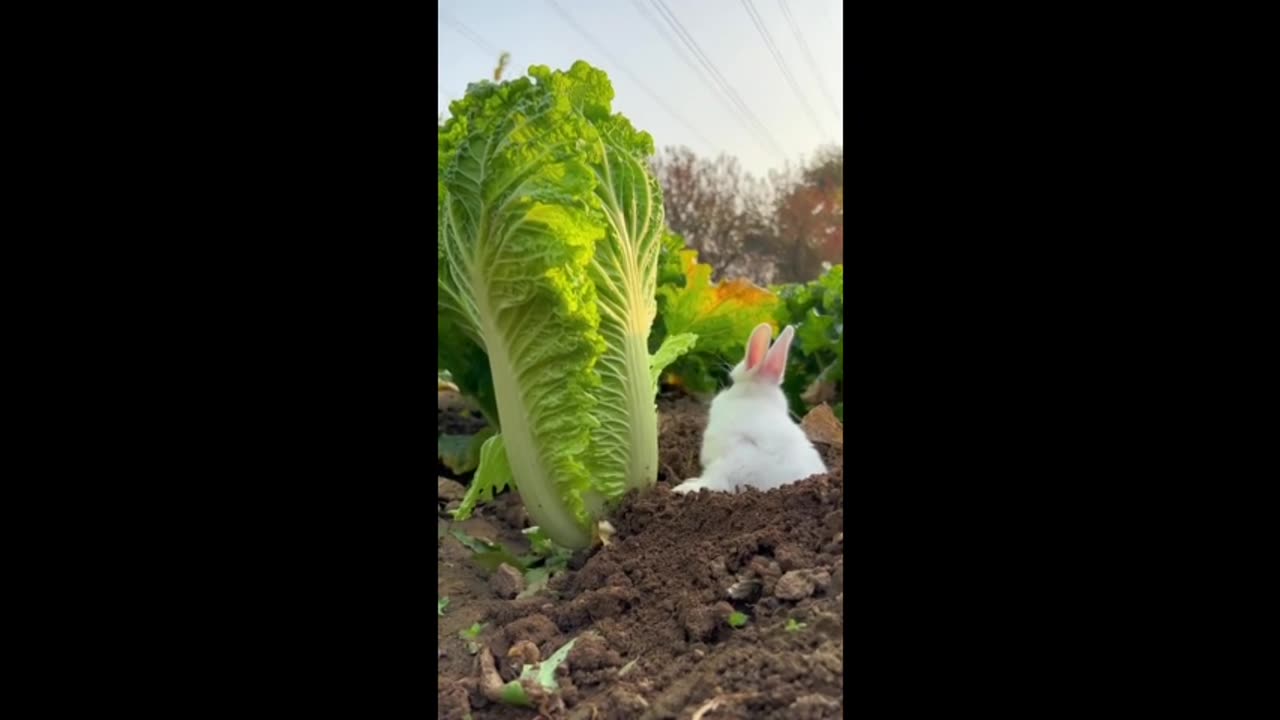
[
  {"left": 650, "top": 230, "right": 780, "bottom": 394},
  {"left": 768, "top": 263, "right": 843, "bottom": 420}
]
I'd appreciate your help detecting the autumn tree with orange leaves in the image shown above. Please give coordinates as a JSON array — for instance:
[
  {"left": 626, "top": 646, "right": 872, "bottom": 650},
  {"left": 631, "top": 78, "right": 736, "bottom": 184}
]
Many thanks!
[{"left": 652, "top": 145, "right": 843, "bottom": 286}]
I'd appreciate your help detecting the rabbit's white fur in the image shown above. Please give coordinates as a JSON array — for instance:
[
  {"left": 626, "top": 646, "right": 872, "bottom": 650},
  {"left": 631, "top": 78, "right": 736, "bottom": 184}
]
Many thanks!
[{"left": 673, "top": 324, "right": 827, "bottom": 494}]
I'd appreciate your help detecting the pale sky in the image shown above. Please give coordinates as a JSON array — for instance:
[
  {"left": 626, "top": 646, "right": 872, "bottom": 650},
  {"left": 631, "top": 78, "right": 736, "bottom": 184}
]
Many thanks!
[{"left": 438, "top": 0, "right": 843, "bottom": 177}]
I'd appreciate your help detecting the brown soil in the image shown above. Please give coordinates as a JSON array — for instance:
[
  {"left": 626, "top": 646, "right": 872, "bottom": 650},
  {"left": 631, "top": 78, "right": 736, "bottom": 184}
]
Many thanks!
[{"left": 438, "top": 391, "right": 844, "bottom": 719}]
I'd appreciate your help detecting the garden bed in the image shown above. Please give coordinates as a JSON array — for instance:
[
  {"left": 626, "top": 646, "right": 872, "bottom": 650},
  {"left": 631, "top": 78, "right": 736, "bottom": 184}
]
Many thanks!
[{"left": 438, "top": 390, "right": 844, "bottom": 719}]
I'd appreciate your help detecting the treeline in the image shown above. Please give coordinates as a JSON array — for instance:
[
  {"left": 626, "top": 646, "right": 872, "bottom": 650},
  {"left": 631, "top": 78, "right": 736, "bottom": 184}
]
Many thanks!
[{"left": 651, "top": 145, "right": 843, "bottom": 286}]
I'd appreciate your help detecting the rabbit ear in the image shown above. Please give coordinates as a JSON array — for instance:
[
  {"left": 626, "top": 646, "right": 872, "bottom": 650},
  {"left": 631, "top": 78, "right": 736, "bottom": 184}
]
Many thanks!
[
  {"left": 757, "top": 325, "right": 795, "bottom": 384},
  {"left": 744, "top": 323, "right": 773, "bottom": 371}
]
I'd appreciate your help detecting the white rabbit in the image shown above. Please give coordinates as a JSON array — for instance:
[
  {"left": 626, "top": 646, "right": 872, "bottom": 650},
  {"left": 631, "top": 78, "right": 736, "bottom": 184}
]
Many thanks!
[{"left": 673, "top": 323, "right": 828, "bottom": 494}]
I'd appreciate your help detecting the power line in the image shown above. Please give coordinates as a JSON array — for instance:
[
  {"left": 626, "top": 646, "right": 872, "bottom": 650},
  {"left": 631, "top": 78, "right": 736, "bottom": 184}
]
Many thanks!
[
  {"left": 650, "top": 0, "right": 785, "bottom": 159},
  {"left": 649, "top": 0, "right": 789, "bottom": 162},
  {"left": 438, "top": 13, "right": 499, "bottom": 58},
  {"left": 741, "top": 0, "right": 828, "bottom": 141},
  {"left": 629, "top": 0, "right": 730, "bottom": 114},
  {"left": 777, "top": 0, "right": 841, "bottom": 123},
  {"left": 543, "top": 0, "right": 720, "bottom": 154}
]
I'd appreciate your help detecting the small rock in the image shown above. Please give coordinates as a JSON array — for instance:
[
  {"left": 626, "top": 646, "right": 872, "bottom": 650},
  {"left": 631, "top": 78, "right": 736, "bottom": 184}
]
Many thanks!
[
  {"left": 490, "top": 563, "right": 525, "bottom": 599},
  {"left": 774, "top": 570, "right": 817, "bottom": 600},
  {"left": 438, "top": 477, "right": 467, "bottom": 502}
]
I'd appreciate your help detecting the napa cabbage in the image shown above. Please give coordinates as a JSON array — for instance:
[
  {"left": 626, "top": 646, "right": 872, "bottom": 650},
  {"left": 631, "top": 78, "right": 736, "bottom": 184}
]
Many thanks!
[{"left": 438, "top": 62, "right": 695, "bottom": 548}]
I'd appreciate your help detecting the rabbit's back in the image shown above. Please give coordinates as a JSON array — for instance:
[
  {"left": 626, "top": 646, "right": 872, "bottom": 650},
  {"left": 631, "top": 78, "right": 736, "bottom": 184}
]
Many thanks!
[{"left": 698, "top": 389, "right": 827, "bottom": 490}]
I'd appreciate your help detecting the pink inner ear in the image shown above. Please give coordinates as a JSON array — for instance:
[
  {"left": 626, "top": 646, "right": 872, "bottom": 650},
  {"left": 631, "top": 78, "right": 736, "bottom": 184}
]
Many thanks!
[
  {"left": 744, "top": 323, "right": 773, "bottom": 370},
  {"left": 758, "top": 326, "right": 795, "bottom": 383}
]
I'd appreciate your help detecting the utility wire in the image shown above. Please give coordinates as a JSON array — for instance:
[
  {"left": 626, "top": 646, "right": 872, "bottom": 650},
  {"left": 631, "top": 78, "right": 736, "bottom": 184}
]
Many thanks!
[
  {"left": 543, "top": 0, "right": 720, "bottom": 154},
  {"left": 777, "top": 0, "right": 842, "bottom": 123},
  {"left": 629, "top": 0, "right": 730, "bottom": 114},
  {"left": 438, "top": 13, "right": 500, "bottom": 58},
  {"left": 741, "top": 0, "right": 828, "bottom": 141},
  {"left": 649, "top": 0, "right": 789, "bottom": 162}
]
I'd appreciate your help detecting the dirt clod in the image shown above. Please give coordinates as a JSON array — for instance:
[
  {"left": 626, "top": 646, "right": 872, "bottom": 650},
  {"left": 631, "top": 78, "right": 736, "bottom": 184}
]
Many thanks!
[
  {"left": 503, "top": 613, "right": 559, "bottom": 647},
  {"left": 437, "top": 681, "right": 472, "bottom": 720},
  {"left": 507, "top": 639, "right": 540, "bottom": 667},
  {"left": 774, "top": 570, "right": 817, "bottom": 600},
  {"left": 438, "top": 391, "right": 844, "bottom": 719},
  {"left": 567, "top": 632, "right": 623, "bottom": 671},
  {"left": 489, "top": 563, "right": 524, "bottom": 600},
  {"left": 683, "top": 601, "right": 734, "bottom": 642}
]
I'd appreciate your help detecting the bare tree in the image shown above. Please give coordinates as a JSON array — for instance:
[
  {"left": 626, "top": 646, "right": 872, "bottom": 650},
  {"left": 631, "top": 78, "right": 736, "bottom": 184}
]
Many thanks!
[
  {"left": 651, "top": 147, "right": 778, "bottom": 283},
  {"left": 653, "top": 145, "right": 843, "bottom": 285}
]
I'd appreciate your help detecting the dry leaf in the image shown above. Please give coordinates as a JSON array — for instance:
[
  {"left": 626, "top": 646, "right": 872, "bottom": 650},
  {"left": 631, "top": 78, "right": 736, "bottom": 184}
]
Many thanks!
[{"left": 801, "top": 403, "right": 843, "bottom": 447}]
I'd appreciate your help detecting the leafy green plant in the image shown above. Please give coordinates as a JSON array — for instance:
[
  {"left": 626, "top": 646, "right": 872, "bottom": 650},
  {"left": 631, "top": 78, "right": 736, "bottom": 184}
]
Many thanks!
[
  {"left": 772, "top": 264, "right": 843, "bottom": 420},
  {"left": 650, "top": 231, "right": 781, "bottom": 393},
  {"left": 438, "top": 61, "right": 701, "bottom": 548},
  {"left": 728, "top": 611, "right": 749, "bottom": 628},
  {"left": 438, "top": 597, "right": 449, "bottom": 616},
  {"left": 785, "top": 618, "right": 807, "bottom": 633}
]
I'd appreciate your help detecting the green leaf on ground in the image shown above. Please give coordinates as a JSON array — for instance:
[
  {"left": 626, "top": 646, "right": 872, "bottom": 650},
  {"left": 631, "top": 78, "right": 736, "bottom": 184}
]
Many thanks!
[{"left": 498, "top": 637, "right": 580, "bottom": 707}]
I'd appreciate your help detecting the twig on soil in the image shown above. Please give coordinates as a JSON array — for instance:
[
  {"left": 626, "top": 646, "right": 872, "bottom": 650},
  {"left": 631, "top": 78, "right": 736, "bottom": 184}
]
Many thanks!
[{"left": 690, "top": 692, "right": 756, "bottom": 720}]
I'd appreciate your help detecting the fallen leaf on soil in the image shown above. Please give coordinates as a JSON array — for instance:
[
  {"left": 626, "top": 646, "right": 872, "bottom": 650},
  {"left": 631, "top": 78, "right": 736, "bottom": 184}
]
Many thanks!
[
  {"left": 479, "top": 638, "right": 578, "bottom": 711},
  {"left": 801, "top": 403, "right": 844, "bottom": 447}
]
